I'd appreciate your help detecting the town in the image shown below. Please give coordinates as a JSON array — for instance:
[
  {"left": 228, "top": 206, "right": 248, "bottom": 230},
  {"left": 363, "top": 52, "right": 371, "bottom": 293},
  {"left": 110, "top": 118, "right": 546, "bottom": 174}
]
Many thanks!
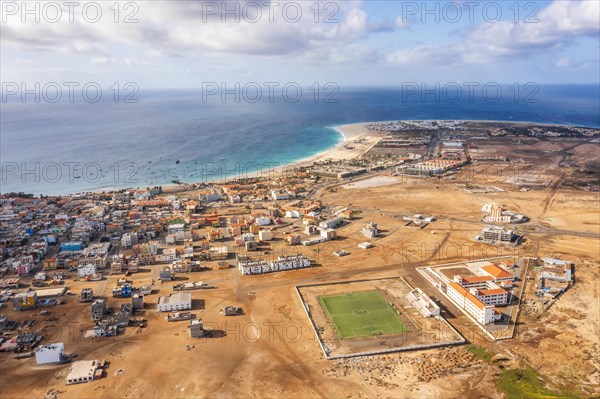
[{"left": 0, "top": 120, "right": 598, "bottom": 398}]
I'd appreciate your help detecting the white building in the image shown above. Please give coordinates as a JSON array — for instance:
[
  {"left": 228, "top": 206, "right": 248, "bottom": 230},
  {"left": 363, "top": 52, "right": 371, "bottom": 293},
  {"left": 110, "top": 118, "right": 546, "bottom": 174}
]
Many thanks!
[
  {"left": 474, "top": 288, "right": 508, "bottom": 305},
  {"left": 78, "top": 263, "right": 97, "bottom": 278},
  {"left": 271, "top": 189, "right": 291, "bottom": 201},
  {"left": 168, "top": 223, "right": 185, "bottom": 235},
  {"left": 405, "top": 288, "right": 440, "bottom": 318},
  {"left": 65, "top": 360, "right": 102, "bottom": 385},
  {"left": 362, "top": 222, "right": 379, "bottom": 238},
  {"left": 319, "top": 217, "right": 344, "bottom": 229},
  {"left": 189, "top": 319, "right": 205, "bottom": 338},
  {"left": 157, "top": 292, "right": 192, "bottom": 312},
  {"left": 165, "top": 234, "right": 176, "bottom": 245},
  {"left": 258, "top": 230, "right": 273, "bottom": 241},
  {"left": 320, "top": 228, "right": 336, "bottom": 240},
  {"left": 162, "top": 248, "right": 178, "bottom": 262},
  {"left": 78, "top": 254, "right": 107, "bottom": 270},
  {"left": 447, "top": 282, "right": 496, "bottom": 325},
  {"left": 480, "top": 225, "right": 519, "bottom": 244},
  {"left": 255, "top": 215, "right": 271, "bottom": 226},
  {"left": 541, "top": 258, "right": 573, "bottom": 282},
  {"left": 285, "top": 210, "right": 301, "bottom": 218},
  {"left": 35, "top": 343, "right": 65, "bottom": 364},
  {"left": 242, "top": 233, "right": 255, "bottom": 242},
  {"left": 120, "top": 232, "right": 138, "bottom": 248},
  {"left": 479, "top": 264, "right": 515, "bottom": 283}
]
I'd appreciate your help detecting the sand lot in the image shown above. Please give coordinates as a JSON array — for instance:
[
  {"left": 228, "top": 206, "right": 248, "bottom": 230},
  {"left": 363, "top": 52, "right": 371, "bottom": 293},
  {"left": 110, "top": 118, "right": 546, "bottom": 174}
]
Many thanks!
[{"left": 1, "top": 123, "right": 598, "bottom": 398}]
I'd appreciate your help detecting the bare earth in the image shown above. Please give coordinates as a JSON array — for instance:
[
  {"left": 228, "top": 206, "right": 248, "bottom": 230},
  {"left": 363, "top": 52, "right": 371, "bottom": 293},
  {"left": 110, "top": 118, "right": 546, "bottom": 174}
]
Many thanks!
[{"left": 1, "top": 122, "right": 598, "bottom": 399}]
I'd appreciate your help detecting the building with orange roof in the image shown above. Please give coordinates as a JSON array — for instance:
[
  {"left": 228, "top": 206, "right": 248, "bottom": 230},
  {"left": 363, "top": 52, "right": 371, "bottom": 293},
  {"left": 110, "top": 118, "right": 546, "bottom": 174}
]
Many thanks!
[
  {"left": 447, "top": 281, "right": 497, "bottom": 325},
  {"left": 479, "top": 264, "right": 515, "bottom": 282},
  {"left": 453, "top": 274, "right": 510, "bottom": 306},
  {"left": 454, "top": 275, "right": 493, "bottom": 288}
]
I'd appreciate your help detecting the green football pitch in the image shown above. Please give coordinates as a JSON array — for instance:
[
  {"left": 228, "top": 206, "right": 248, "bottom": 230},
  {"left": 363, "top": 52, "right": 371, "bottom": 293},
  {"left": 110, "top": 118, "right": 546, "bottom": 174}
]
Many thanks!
[{"left": 319, "top": 291, "right": 410, "bottom": 339}]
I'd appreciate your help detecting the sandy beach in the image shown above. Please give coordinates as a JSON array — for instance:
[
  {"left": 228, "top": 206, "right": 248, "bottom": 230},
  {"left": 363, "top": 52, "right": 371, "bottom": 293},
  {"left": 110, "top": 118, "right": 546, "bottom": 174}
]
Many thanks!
[
  {"left": 160, "top": 122, "right": 381, "bottom": 192},
  {"left": 294, "top": 123, "right": 382, "bottom": 166}
]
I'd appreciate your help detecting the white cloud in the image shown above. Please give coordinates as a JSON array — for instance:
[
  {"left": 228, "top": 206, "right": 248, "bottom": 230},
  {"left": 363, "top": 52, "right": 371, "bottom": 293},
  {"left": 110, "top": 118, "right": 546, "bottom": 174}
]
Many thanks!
[
  {"left": 386, "top": 0, "right": 600, "bottom": 66},
  {"left": 91, "top": 57, "right": 149, "bottom": 66},
  {"left": 394, "top": 16, "right": 408, "bottom": 29},
  {"left": 556, "top": 56, "right": 598, "bottom": 69},
  {"left": 1, "top": 0, "right": 387, "bottom": 63}
]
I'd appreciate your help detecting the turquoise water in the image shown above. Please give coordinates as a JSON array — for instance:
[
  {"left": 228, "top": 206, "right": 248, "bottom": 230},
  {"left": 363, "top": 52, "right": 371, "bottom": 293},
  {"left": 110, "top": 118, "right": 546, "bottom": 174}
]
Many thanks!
[{"left": 1, "top": 85, "right": 598, "bottom": 195}]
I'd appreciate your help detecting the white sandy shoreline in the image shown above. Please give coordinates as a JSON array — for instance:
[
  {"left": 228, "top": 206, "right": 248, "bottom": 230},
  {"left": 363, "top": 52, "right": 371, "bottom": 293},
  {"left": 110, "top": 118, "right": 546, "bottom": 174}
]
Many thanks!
[{"left": 24, "top": 119, "right": 596, "bottom": 196}]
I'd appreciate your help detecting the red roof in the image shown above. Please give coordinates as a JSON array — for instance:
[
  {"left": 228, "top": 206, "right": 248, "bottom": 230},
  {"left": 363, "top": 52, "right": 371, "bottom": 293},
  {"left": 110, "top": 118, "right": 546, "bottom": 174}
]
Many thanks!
[
  {"left": 449, "top": 281, "right": 468, "bottom": 296},
  {"left": 461, "top": 275, "right": 494, "bottom": 283},
  {"left": 478, "top": 288, "right": 507, "bottom": 296},
  {"left": 449, "top": 282, "right": 488, "bottom": 310},
  {"left": 465, "top": 293, "right": 486, "bottom": 310},
  {"left": 481, "top": 264, "right": 514, "bottom": 279}
]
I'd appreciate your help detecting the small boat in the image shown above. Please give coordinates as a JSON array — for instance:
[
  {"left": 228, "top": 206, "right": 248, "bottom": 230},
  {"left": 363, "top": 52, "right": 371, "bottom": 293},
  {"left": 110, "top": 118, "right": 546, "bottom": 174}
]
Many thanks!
[{"left": 176, "top": 160, "right": 180, "bottom": 164}]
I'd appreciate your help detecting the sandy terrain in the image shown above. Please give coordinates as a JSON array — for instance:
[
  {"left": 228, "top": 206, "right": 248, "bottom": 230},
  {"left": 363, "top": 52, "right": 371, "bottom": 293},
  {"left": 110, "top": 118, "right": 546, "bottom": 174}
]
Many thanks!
[{"left": 1, "top": 122, "right": 598, "bottom": 398}]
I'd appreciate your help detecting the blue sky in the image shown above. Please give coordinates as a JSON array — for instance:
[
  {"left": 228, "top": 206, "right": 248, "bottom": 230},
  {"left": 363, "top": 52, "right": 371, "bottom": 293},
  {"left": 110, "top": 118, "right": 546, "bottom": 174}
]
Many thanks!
[{"left": 1, "top": 0, "right": 599, "bottom": 89}]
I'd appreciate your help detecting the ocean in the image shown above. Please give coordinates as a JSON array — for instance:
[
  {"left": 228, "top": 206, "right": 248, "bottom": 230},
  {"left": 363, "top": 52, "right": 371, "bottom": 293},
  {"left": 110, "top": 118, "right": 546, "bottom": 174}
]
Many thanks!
[{"left": 1, "top": 84, "right": 599, "bottom": 195}]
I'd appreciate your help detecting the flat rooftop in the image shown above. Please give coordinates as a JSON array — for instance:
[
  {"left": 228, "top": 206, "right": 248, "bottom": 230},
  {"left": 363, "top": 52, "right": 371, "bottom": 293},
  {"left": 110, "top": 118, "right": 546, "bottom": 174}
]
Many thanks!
[{"left": 159, "top": 292, "right": 191, "bottom": 304}]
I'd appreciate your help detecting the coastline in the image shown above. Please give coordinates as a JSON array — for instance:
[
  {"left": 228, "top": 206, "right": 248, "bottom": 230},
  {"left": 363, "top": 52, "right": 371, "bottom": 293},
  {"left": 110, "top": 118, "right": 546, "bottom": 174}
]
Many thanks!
[
  {"left": 5, "top": 119, "right": 597, "bottom": 197},
  {"left": 159, "top": 123, "right": 381, "bottom": 193}
]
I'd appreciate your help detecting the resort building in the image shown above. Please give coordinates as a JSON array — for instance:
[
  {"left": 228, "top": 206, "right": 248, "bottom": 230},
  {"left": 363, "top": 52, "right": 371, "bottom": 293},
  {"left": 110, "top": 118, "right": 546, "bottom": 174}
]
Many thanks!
[
  {"left": 447, "top": 282, "right": 496, "bottom": 325},
  {"left": 479, "top": 264, "right": 516, "bottom": 283},
  {"left": 474, "top": 288, "right": 508, "bottom": 306},
  {"left": 271, "top": 189, "right": 293, "bottom": 201},
  {"left": 454, "top": 275, "right": 494, "bottom": 289}
]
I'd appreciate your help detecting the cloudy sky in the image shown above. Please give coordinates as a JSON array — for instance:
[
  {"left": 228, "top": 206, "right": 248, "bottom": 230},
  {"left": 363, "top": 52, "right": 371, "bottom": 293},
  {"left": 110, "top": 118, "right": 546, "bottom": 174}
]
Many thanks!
[{"left": 1, "top": 0, "right": 599, "bottom": 89}]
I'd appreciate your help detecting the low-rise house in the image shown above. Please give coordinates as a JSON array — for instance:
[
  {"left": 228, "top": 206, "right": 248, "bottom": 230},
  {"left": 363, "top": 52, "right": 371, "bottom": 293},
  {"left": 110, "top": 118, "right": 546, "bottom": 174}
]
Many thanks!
[
  {"left": 157, "top": 292, "right": 192, "bottom": 312},
  {"left": 13, "top": 292, "right": 37, "bottom": 310},
  {"left": 189, "top": 318, "right": 205, "bottom": 338},
  {"left": 91, "top": 299, "right": 107, "bottom": 321},
  {"left": 35, "top": 343, "right": 65, "bottom": 364},
  {"left": 65, "top": 360, "right": 104, "bottom": 385}
]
